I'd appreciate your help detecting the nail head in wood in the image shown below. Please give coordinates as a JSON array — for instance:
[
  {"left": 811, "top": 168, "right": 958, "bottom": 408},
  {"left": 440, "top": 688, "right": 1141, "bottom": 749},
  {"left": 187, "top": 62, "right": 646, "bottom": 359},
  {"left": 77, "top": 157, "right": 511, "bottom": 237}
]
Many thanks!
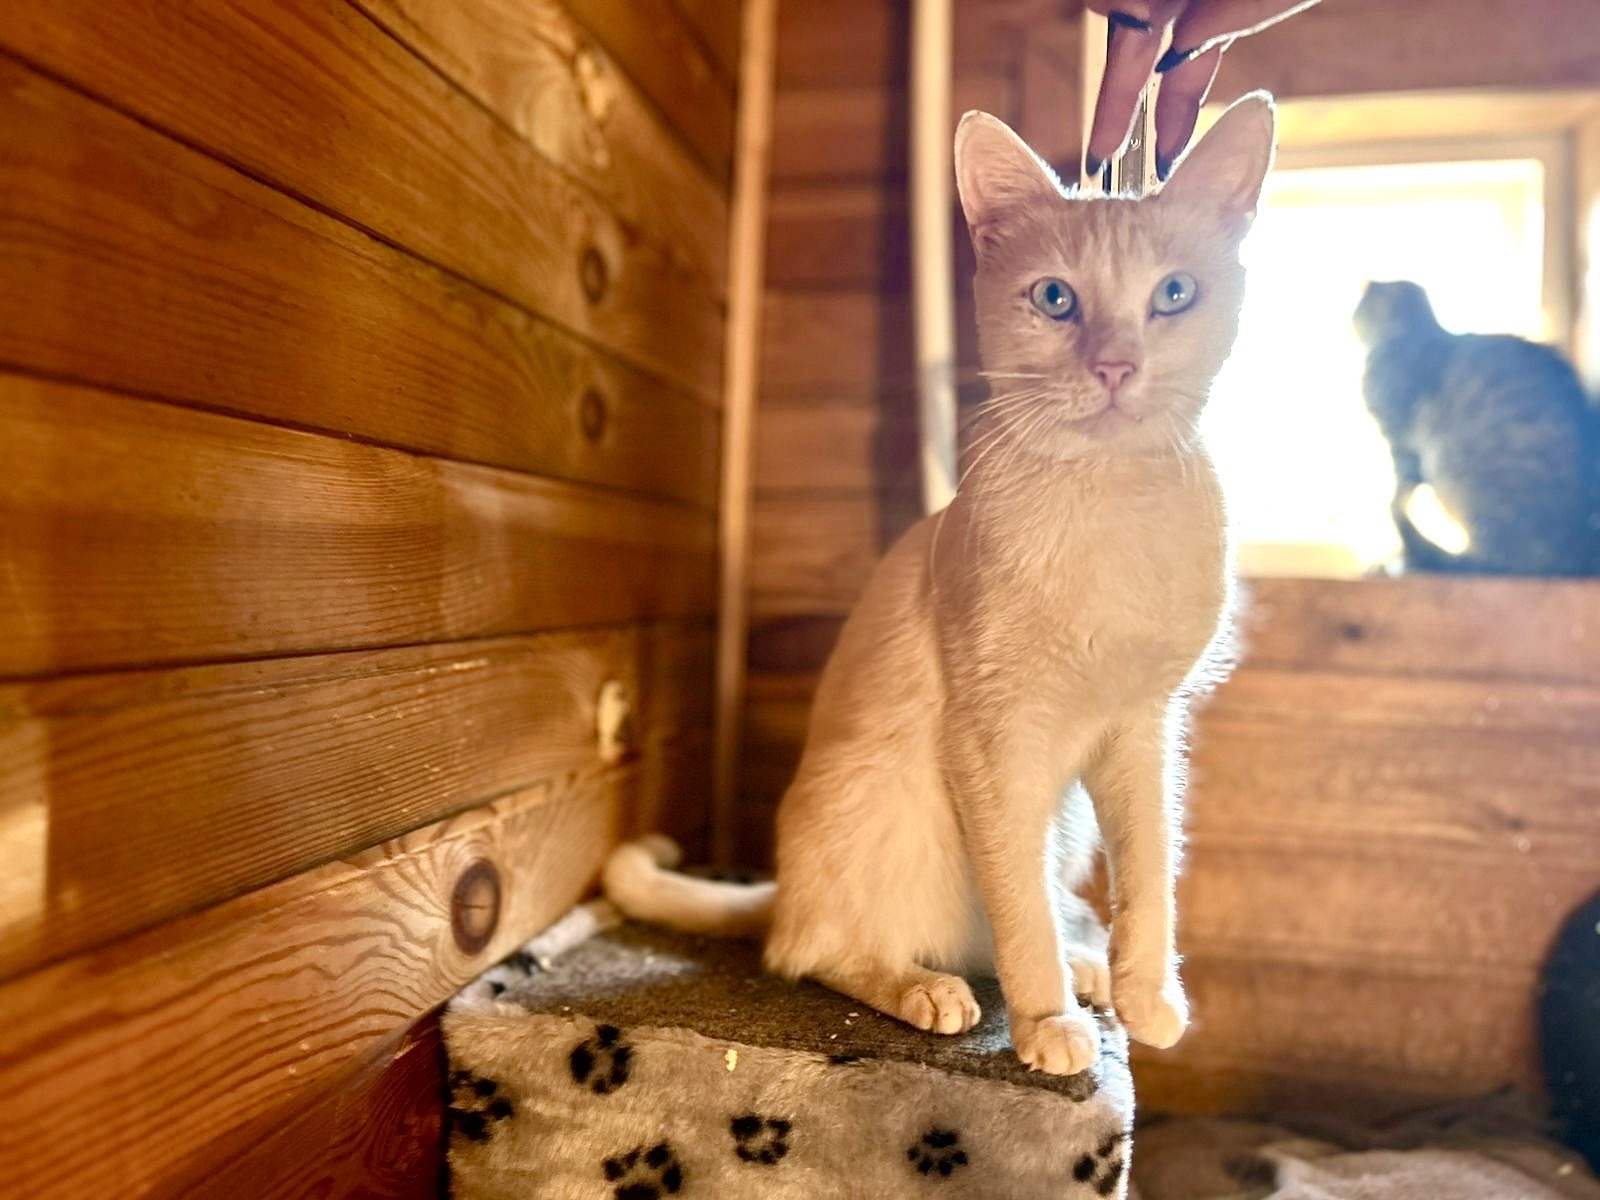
[
  {"left": 579, "top": 388, "right": 608, "bottom": 442},
  {"left": 579, "top": 245, "right": 608, "bottom": 304},
  {"left": 451, "top": 859, "right": 501, "bottom": 955}
]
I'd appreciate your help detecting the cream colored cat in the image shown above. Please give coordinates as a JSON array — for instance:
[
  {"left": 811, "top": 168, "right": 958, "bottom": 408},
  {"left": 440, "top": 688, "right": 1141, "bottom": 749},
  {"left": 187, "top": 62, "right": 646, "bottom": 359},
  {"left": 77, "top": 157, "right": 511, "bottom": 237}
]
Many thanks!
[{"left": 605, "top": 94, "right": 1275, "bottom": 1076}]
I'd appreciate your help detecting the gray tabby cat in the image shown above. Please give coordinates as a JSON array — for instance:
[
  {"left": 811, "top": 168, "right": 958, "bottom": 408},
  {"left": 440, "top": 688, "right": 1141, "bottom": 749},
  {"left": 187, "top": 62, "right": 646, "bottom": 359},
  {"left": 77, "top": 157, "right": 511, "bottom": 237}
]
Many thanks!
[{"left": 1354, "top": 280, "right": 1600, "bottom": 575}]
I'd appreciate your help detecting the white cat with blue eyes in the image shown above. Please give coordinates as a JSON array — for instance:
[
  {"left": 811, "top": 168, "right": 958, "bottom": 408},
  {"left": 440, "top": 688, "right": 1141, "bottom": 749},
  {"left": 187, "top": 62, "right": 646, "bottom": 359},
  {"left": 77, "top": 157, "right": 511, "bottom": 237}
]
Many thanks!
[{"left": 606, "top": 94, "right": 1276, "bottom": 1075}]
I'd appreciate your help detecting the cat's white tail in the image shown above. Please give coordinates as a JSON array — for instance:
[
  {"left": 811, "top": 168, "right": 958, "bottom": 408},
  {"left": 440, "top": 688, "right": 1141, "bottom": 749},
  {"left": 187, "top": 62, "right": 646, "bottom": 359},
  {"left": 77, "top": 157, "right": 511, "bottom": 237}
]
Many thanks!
[{"left": 601, "top": 835, "right": 775, "bottom": 939}]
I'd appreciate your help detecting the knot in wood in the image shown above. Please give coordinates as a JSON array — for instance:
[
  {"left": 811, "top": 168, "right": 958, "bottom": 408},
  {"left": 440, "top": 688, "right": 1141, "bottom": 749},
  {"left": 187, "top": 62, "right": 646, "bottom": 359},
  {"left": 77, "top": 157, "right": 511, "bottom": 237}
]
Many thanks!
[
  {"left": 579, "top": 388, "right": 608, "bottom": 442},
  {"left": 579, "top": 245, "right": 609, "bottom": 304},
  {"left": 451, "top": 859, "right": 501, "bottom": 955}
]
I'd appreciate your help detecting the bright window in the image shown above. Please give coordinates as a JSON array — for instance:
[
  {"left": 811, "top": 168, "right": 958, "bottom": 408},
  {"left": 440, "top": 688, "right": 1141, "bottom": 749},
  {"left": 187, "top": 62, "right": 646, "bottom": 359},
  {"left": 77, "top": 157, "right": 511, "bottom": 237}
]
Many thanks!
[{"left": 1203, "top": 154, "right": 1554, "bottom": 576}]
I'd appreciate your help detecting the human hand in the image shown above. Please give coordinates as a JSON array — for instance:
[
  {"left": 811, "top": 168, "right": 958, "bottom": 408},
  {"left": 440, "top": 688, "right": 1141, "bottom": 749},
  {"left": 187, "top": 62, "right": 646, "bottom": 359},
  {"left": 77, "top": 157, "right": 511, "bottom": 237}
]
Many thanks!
[{"left": 1083, "top": 0, "right": 1320, "bottom": 180}]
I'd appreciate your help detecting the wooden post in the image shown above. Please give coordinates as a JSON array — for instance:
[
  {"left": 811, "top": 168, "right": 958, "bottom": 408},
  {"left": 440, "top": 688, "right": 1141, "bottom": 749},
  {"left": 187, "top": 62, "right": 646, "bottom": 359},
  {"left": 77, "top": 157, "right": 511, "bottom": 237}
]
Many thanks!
[{"left": 713, "top": 0, "right": 779, "bottom": 865}]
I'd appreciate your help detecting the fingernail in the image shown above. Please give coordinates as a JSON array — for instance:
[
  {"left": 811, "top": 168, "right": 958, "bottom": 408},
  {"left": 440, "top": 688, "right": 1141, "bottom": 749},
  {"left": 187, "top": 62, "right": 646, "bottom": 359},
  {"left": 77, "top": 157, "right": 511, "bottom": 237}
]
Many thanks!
[
  {"left": 1155, "top": 45, "right": 1198, "bottom": 74},
  {"left": 1156, "top": 153, "right": 1174, "bottom": 183},
  {"left": 1107, "top": 9, "right": 1153, "bottom": 33},
  {"left": 1084, "top": 153, "right": 1105, "bottom": 183}
]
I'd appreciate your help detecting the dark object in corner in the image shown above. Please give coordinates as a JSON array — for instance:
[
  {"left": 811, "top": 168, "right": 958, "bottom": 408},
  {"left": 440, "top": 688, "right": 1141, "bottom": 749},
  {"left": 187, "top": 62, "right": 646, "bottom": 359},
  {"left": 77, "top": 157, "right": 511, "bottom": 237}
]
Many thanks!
[
  {"left": 1542, "top": 890, "right": 1600, "bottom": 1171},
  {"left": 1354, "top": 280, "right": 1600, "bottom": 576}
]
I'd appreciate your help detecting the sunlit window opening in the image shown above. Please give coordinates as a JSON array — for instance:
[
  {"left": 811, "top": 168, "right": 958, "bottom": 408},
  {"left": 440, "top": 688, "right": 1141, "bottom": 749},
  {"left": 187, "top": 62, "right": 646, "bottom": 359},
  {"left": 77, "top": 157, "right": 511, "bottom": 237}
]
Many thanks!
[{"left": 1204, "top": 155, "right": 1553, "bottom": 576}]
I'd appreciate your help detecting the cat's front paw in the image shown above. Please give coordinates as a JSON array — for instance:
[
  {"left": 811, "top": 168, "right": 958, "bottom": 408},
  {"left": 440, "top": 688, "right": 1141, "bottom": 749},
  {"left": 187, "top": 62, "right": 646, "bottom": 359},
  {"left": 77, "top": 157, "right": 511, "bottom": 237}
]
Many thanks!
[
  {"left": 1064, "top": 946, "right": 1112, "bottom": 1008},
  {"left": 898, "top": 973, "right": 982, "bottom": 1035},
  {"left": 1012, "top": 1010, "right": 1099, "bottom": 1075},
  {"left": 1113, "top": 975, "right": 1188, "bottom": 1049}
]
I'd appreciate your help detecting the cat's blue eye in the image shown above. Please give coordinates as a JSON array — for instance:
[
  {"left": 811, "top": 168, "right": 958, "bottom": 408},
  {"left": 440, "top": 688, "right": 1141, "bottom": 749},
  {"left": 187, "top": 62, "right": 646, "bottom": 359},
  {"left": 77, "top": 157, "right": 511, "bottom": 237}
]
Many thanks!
[
  {"left": 1029, "top": 277, "right": 1078, "bottom": 321},
  {"left": 1150, "top": 271, "right": 1198, "bottom": 316}
]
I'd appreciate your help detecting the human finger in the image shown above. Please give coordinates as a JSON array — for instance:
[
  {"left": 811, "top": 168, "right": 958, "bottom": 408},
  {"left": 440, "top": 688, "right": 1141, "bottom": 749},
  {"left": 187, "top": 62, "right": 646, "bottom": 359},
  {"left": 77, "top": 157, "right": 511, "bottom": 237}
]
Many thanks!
[
  {"left": 1084, "top": 11, "right": 1167, "bottom": 171},
  {"left": 1161, "top": 0, "right": 1320, "bottom": 66},
  {"left": 1152, "top": 43, "right": 1224, "bottom": 177}
]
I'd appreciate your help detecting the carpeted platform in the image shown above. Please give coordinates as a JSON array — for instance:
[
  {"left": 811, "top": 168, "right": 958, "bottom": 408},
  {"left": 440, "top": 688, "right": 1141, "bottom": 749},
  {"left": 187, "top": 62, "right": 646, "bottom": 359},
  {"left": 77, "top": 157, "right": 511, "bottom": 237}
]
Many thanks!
[{"left": 444, "top": 904, "right": 1135, "bottom": 1199}]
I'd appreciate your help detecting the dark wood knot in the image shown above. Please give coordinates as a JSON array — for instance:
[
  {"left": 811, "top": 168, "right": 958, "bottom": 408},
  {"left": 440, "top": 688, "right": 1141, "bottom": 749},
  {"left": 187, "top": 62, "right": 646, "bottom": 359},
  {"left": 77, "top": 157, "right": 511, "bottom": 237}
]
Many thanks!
[
  {"left": 451, "top": 859, "right": 501, "bottom": 955},
  {"left": 579, "top": 245, "right": 608, "bottom": 304},
  {"left": 579, "top": 388, "right": 608, "bottom": 442}
]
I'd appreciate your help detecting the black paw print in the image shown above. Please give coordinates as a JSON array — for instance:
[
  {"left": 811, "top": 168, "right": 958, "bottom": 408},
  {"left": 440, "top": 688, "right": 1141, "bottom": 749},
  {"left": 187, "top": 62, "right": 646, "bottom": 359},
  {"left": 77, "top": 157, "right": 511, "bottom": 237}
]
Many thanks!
[
  {"left": 1073, "top": 1131, "right": 1128, "bottom": 1196},
  {"left": 907, "top": 1128, "right": 968, "bottom": 1178},
  {"left": 602, "top": 1141, "right": 684, "bottom": 1199},
  {"left": 731, "top": 1113, "right": 791, "bottom": 1165},
  {"left": 569, "top": 1024, "right": 633, "bottom": 1094},
  {"left": 446, "top": 1071, "right": 514, "bottom": 1143}
]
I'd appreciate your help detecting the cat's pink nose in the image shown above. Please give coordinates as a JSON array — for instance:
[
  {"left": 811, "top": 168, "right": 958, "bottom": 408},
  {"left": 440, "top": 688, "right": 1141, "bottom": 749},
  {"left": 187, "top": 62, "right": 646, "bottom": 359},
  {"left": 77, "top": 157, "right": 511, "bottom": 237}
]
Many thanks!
[{"left": 1093, "top": 361, "right": 1137, "bottom": 393}]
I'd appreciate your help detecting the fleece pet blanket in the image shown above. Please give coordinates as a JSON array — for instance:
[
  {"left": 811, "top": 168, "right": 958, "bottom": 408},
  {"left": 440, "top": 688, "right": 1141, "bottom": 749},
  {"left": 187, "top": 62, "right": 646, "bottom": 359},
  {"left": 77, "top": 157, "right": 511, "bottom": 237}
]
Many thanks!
[
  {"left": 443, "top": 903, "right": 1135, "bottom": 1199},
  {"left": 1130, "top": 1092, "right": 1600, "bottom": 1200}
]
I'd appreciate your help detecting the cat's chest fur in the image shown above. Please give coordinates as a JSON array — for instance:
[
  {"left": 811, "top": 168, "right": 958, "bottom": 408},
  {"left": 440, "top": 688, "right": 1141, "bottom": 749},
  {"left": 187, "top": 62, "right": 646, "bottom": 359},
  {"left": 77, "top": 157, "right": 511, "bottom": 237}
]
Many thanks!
[{"left": 941, "top": 450, "right": 1229, "bottom": 707}]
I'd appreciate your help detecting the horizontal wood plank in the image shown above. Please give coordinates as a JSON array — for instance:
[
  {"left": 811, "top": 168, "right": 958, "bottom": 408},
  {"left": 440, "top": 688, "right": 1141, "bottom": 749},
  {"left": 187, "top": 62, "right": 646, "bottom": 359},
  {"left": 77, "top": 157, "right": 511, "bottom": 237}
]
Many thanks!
[
  {"left": 1215, "top": 0, "right": 1600, "bottom": 102},
  {"left": 767, "top": 185, "right": 909, "bottom": 289},
  {"left": 0, "top": 62, "right": 719, "bottom": 506},
  {"left": 178, "top": 1017, "right": 446, "bottom": 1200},
  {"left": 0, "top": 2, "right": 724, "bottom": 398},
  {"left": 0, "top": 771, "right": 634, "bottom": 1199},
  {"left": 754, "top": 404, "right": 918, "bottom": 493},
  {"left": 749, "top": 493, "right": 886, "bottom": 618},
  {"left": 567, "top": 0, "right": 736, "bottom": 179},
  {"left": 0, "top": 377, "right": 715, "bottom": 676},
  {"left": 760, "top": 290, "right": 979, "bottom": 402},
  {"left": 1136, "top": 955, "right": 1542, "bottom": 1111},
  {"left": 1178, "top": 834, "right": 1594, "bottom": 974},
  {"left": 1238, "top": 576, "right": 1600, "bottom": 684},
  {"left": 0, "top": 620, "right": 710, "bottom": 978},
  {"left": 1192, "top": 675, "right": 1600, "bottom": 850},
  {"left": 771, "top": 75, "right": 1012, "bottom": 183},
  {"left": 748, "top": 616, "right": 847, "bottom": 675},
  {"left": 760, "top": 290, "right": 911, "bottom": 398},
  {"left": 774, "top": 0, "right": 1062, "bottom": 88},
  {"left": 354, "top": 0, "right": 729, "bottom": 279}
]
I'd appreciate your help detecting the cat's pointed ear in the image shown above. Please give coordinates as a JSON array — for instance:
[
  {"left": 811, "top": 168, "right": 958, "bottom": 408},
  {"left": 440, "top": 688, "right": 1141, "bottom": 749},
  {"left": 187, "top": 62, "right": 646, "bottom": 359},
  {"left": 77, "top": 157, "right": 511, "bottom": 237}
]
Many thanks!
[
  {"left": 1157, "top": 91, "right": 1276, "bottom": 230},
  {"left": 954, "top": 110, "right": 1064, "bottom": 248}
]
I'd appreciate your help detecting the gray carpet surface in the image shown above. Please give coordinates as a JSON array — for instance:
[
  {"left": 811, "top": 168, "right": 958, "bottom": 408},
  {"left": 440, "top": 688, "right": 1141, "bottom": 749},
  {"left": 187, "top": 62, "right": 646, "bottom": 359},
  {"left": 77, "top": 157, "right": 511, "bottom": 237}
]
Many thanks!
[{"left": 479, "top": 921, "right": 1123, "bottom": 1102}]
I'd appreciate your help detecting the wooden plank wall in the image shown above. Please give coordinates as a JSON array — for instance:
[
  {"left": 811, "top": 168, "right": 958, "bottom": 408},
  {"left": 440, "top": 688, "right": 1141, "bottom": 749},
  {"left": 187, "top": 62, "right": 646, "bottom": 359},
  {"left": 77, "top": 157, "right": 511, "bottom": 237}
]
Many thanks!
[
  {"left": 1144, "top": 576, "right": 1600, "bottom": 1112},
  {"left": 740, "top": 0, "right": 1600, "bottom": 1105},
  {"left": 741, "top": 0, "right": 1083, "bottom": 860},
  {"left": 0, "top": 1, "right": 740, "bottom": 1195}
]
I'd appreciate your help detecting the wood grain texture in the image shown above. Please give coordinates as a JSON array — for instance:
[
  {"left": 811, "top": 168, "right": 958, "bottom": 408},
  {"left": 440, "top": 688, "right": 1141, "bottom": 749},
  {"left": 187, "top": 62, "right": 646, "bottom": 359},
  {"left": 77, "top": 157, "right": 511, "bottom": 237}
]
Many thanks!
[
  {"left": 1238, "top": 576, "right": 1600, "bottom": 684},
  {"left": 178, "top": 1017, "right": 446, "bottom": 1200},
  {"left": 354, "top": 0, "right": 729, "bottom": 279},
  {"left": 760, "top": 290, "right": 912, "bottom": 398},
  {"left": 767, "top": 185, "right": 910, "bottom": 290},
  {"left": 1178, "top": 834, "right": 1595, "bottom": 974},
  {"left": 1215, "top": 0, "right": 1600, "bottom": 102},
  {"left": 0, "top": 773, "right": 630, "bottom": 1200},
  {"left": 0, "top": 377, "right": 714, "bottom": 676},
  {"left": 0, "top": 61, "right": 719, "bottom": 505},
  {"left": 748, "top": 615, "right": 848, "bottom": 675},
  {"left": 754, "top": 404, "right": 918, "bottom": 493},
  {"left": 672, "top": 0, "right": 744, "bottom": 82},
  {"left": 773, "top": 0, "right": 1063, "bottom": 88},
  {"left": 1136, "top": 956, "right": 1544, "bottom": 1112},
  {"left": 759, "top": 289, "right": 979, "bottom": 401},
  {"left": 0, "top": 1, "right": 725, "bottom": 398},
  {"left": 771, "top": 75, "right": 1012, "bottom": 183},
  {"left": 0, "top": 620, "right": 710, "bottom": 979},
  {"left": 567, "top": 0, "right": 737, "bottom": 179},
  {"left": 749, "top": 493, "right": 884, "bottom": 618}
]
